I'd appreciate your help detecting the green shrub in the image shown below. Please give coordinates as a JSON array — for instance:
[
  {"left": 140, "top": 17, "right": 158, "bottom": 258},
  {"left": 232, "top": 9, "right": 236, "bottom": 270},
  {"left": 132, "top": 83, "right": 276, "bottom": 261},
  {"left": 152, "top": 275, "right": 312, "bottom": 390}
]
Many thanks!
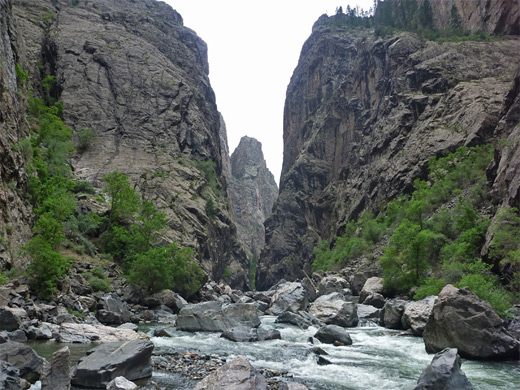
[
  {"left": 128, "top": 243, "right": 203, "bottom": 297},
  {"left": 193, "top": 160, "right": 221, "bottom": 196},
  {"left": 0, "top": 273, "right": 8, "bottom": 285},
  {"left": 414, "top": 277, "right": 446, "bottom": 300},
  {"left": 76, "top": 129, "right": 97, "bottom": 153},
  {"left": 88, "top": 276, "right": 111, "bottom": 292},
  {"left": 72, "top": 180, "right": 96, "bottom": 194},
  {"left": 15, "top": 63, "right": 28, "bottom": 86}
]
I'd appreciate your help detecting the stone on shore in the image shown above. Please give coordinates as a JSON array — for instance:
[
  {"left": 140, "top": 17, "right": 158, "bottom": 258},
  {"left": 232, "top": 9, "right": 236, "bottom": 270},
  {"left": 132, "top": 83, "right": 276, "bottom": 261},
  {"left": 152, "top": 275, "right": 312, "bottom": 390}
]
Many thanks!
[
  {"left": 0, "top": 308, "right": 21, "bottom": 332},
  {"left": 56, "top": 322, "right": 142, "bottom": 343},
  {"left": 106, "top": 376, "right": 137, "bottom": 390},
  {"left": 141, "top": 289, "right": 187, "bottom": 313},
  {"left": 71, "top": 339, "right": 154, "bottom": 388},
  {"left": 194, "top": 355, "right": 267, "bottom": 390},
  {"left": 96, "top": 293, "right": 133, "bottom": 325},
  {"left": 176, "top": 302, "right": 260, "bottom": 332},
  {"left": 414, "top": 348, "right": 473, "bottom": 390},
  {"left": 423, "top": 285, "right": 519, "bottom": 360}
]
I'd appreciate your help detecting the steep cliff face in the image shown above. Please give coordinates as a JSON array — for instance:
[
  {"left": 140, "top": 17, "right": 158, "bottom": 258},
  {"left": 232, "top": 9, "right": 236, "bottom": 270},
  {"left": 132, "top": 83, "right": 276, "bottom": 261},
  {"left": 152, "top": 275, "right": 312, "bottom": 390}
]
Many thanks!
[
  {"left": 0, "top": 0, "right": 32, "bottom": 270},
  {"left": 10, "top": 0, "right": 250, "bottom": 288},
  {"left": 227, "top": 136, "right": 278, "bottom": 257},
  {"left": 257, "top": 19, "right": 520, "bottom": 288}
]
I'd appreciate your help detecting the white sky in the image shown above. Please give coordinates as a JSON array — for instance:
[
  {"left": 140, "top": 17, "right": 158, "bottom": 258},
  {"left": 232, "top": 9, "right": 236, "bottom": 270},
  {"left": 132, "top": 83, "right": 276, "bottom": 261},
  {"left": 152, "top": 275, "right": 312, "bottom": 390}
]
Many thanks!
[{"left": 163, "top": 1, "right": 374, "bottom": 184}]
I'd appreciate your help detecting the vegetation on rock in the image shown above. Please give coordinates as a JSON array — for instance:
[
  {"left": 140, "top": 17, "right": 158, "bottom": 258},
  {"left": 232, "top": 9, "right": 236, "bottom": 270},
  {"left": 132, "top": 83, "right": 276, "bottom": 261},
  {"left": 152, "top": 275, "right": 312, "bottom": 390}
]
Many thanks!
[{"left": 313, "top": 145, "right": 518, "bottom": 315}]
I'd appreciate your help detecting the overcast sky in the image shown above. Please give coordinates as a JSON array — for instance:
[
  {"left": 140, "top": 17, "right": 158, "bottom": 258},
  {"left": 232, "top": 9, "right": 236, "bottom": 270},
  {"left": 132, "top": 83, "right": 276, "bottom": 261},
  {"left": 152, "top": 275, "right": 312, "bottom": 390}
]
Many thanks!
[{"left": 163, "top": 1, "right": 374, "bottom": 184}]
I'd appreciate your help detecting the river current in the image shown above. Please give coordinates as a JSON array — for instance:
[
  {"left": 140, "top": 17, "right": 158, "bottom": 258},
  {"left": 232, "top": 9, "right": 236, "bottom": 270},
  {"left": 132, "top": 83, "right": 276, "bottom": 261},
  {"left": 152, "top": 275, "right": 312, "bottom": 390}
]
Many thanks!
[{"left": 29, "top": 315, "right": 519, "bottom": 389}]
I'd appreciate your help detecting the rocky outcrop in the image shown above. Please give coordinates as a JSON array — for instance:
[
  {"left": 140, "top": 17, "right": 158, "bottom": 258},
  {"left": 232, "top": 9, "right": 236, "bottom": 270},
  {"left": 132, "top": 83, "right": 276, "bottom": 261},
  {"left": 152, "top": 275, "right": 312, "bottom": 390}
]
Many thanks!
[
  {"left": 10, "top": 0, "right": 249, "bottom": 288},
  {"left": 257, "top": 11, "right": 520, "bottom": 289},
  {"left": 414, "top": 348, "right": 473, "bottom": 390},
  {"left": 0, "top": 0, "right": 32, "bottom": 270},
  {"left": 227, "top": 136, "right": 278, "bottom": 257},
  {"left": 423, "top": 285, "right": 519, "bottom": 360},
  {"left": 41, "top": 346, "right": 70, "bottom": 390},
  {"left": 71, "top": 339, "right": 154, "bottom": 388},
  {"left": 0, "top": 341, "right": 44, "bottom": 383}
]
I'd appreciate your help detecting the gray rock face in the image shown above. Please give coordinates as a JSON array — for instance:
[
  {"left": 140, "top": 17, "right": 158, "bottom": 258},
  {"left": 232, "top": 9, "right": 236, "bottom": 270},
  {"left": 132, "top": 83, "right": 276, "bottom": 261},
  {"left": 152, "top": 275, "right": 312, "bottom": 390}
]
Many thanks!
[
  {"left": 256, "top": 16, "right": 520, "bottom": 289},
  {"left": 71, "top": 340, "right": 154, "bottom": 388},
  {"left": 11, "top": 0, "right": 250, "bottom": 288},
  {"left": 41, "top": 346, "right": 70, "bottom": 390},
  {"left": 194, "top": 355, "right": 267, "bottom": 390},
  {"left": 308, "top": 293, "right": 358, "bottom": 327},
  {"left": 176, "top": 302, "right": 260, "bottom": 332},
  {"left": 314, "top": 325, "right": 352, "bottom": 346},
  {"left": 402, "top": 296, "right": 436, "bottom": 336},
  {"left": 414, "top": 348, "right": 473, "bottom": 390},
  {"left": 0, "top": 341, "right": 44, "bottom": 383},
  {"left": 423, "top": 285, "right": 519, "bottom": 360},
  {"left": 226, "top": 135, "right": 278, "bottom": 258},
  {"left": 267, "top": 281, "right": 313, "bottom": 315}
]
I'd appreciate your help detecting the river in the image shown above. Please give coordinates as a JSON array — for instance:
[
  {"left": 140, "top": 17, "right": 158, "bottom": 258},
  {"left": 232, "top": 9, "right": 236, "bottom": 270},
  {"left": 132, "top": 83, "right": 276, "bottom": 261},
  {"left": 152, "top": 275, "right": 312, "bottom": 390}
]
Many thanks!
[{"left": 30, "top": 315, "right": 520, "bottom": 389}]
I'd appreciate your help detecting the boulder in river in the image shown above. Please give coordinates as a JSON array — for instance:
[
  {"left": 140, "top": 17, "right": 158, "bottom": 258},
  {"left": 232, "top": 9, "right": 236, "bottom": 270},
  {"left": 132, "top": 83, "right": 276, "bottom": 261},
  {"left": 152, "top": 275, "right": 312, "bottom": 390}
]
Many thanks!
[
  {"left": 308, "top": 293, "right": 358, "bottom": 327},
  {"left": 275, "top": 311, "right": 323, "bottom": 329},
  {"left": 359, "top": 277, "right": 383, "bottom": 304},
  {"left": 0, "top": 341, "right": 45, "bottom": 383},
  {"left": 71, "top": 339, "right": 154, "bottom": 388},
  {"left": 267, "top": 281, "right": 313, "bottom": 315},
  {"left": 383, "top": 299, "right": 408, "bottom": 329},
  {"left": 401, "top": 296, "right": 435, "bottom": 336},
  {"left": 314, "top": 324, "right": 352, "bottom": 346},
  {"left": 194, "top": 355, "right": 267, "bottom": 390},
  {"left": 176, "top": 302, "right": 260, "bottom": 332},
  {"left": 423, "top": 285, "right": 519, "bottom": 360},
  {"left": 316, "top": 274, "right": 349, "bottom": 298},
  {"left": 414, "top": 348, "right": 473, "bottom": 390},
  {"left": 221, "top": 325, "right": 281, "bottom": 342}
]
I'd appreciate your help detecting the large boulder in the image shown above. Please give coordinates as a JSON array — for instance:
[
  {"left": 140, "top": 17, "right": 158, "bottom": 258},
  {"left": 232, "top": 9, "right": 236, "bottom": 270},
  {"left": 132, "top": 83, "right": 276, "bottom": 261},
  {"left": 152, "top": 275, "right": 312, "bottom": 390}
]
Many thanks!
[
  {"left": 267, "top": 281, "right": 312, "bottom": 315},
  {"left": 402, "top": 296, "right": 436, "bottom": 336},
  {"left": 0, "top": 309, "right": 21, "bottom": 332},
  {"left": 194, "top": 355, "right": 267, "bottom": 390},
  {"left": 414, "top": 348, "right": 473, "bottom": 390},
  {"left": 71, "top": 340, "right": 154, "bottom": 388},
  {"left": 0, "top": 341, "right": 45, "bottom": 383},
  {"left": 275, "top": 311, "right": 323, "bottom": 329},
  {"left": 359, "top": 277, "right": 383, "bottom": 304},
  {"left": 316, "top": 275, "right": 349, "bottom": 297},
  {"left": 96, "top": 293, "right": 133, "bottom": 325},
  {"left": 41, "top": 346, "right": 70, "bottom": 390},
  {"left": 56, "top": 323, "right": 141, "bottom": 343},
  {"left": 176, "top": 302, "right": 260, "bottom": 332},
  {"left": 308, "top": 293, "right": 358, "bottom": 327},
  {"left": 314, "top": 325, "right": 352, "bottom": 346},
  {"left": 141, "top": 289, "right": 187, "bottom": 313},
  {"left": 423, "top": 285, "right": 519, "bottom": 360},
  {"left": 357, "top": 304, "right": 384, "bottom": 326},
  {"left": 383, "top": 299, "right": 409, "bottom": 329}
]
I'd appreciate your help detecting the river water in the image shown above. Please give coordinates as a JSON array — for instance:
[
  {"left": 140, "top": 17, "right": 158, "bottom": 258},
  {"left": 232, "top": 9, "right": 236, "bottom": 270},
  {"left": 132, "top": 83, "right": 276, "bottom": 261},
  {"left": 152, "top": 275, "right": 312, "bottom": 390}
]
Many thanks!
[
  {"left": 30, "top": 315, "right": 519, "bottom": 389},
  {"left": 145, "top": 316, "right": 520, "bottom": 390}
]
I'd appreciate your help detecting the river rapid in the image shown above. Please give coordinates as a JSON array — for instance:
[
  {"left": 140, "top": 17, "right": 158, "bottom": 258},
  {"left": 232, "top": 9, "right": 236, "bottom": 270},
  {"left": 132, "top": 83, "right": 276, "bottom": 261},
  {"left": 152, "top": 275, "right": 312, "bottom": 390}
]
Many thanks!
[{"left": 144, "top": 316, "right": 520, "bottom": 390}]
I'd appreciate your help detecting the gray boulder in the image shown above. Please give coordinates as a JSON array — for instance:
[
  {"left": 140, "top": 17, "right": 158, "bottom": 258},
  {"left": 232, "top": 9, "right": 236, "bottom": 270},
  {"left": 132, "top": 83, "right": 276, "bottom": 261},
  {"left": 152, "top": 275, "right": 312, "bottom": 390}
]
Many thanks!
[
  {"left": 423, "top": 285, "right": 519, "bottom": 360},
  {"left": 414, "top": 348, "right": 473, "bottom": 390},
  {"left": 308, "top": 294, "right": 358, "bottom": 327},
  {"left": 56, "top": 323, "right": 140, "bottom": 343},
  {"left": 176, "top": 302, "right": 260, "bottom": 332},
  {"left": 221, "top": 325, "right": 281, "bottom": 342},
  {"left": 314, "top": 325, "right": 352, "bottom": 346},
  {"left": 27, "top": 323, "right": 54, "bottom": 340},
  {"left": 383, "top": 299, "right": 409, "bottom": 329},
  {"left": 267, "top": 281, "right": 312, "bottom": 315},
  {"left": 275, "top": 311, "right": 323, "bottom": 329},
  {"left": 41, "top": 346, "right": 70, "bottom": 390},
  {"left": 106, "top": 376, "right": 137, "bottom": 390},
  {"left": 194, "top": 355, "right": 267, "bottom": 390},
  {"left": 402, "top": 296, "right": 435, "bottom": 336},
  {"left": 141, "top": 289, "right": 187, "bottom": 313},
  {"left": 96, "top": 293, "right": 132, "bottom": 325},
  {"left": 316, "top": 274, "right": 349, "bottom": 298},
  {"left": 359, "top": 277, "right": 383, "bottom": 304},
  {"left": 357, "top": 304, "right": 384, "bottom": 326},
  {"left": 362, "top": 293, "right": 386, "bottom": 309},
  {"left": 71, "top": 339, "right": 154, "bottom": 388},
  {"left": 0, "top": 341, "right": 45, "bottom": 383},
  {"left": 0, "top": 309, "right": 21, "bottom": 332},
  {"left": 0, "top": 361, "right": 22, "bottom": 390}
]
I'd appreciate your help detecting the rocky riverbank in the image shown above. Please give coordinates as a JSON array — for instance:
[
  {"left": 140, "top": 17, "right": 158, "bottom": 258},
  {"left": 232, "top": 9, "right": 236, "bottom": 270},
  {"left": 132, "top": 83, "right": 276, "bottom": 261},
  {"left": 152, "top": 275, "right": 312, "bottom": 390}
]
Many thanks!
[{"left": 1, "top": 267, "right": 519, "bottom": 389}]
